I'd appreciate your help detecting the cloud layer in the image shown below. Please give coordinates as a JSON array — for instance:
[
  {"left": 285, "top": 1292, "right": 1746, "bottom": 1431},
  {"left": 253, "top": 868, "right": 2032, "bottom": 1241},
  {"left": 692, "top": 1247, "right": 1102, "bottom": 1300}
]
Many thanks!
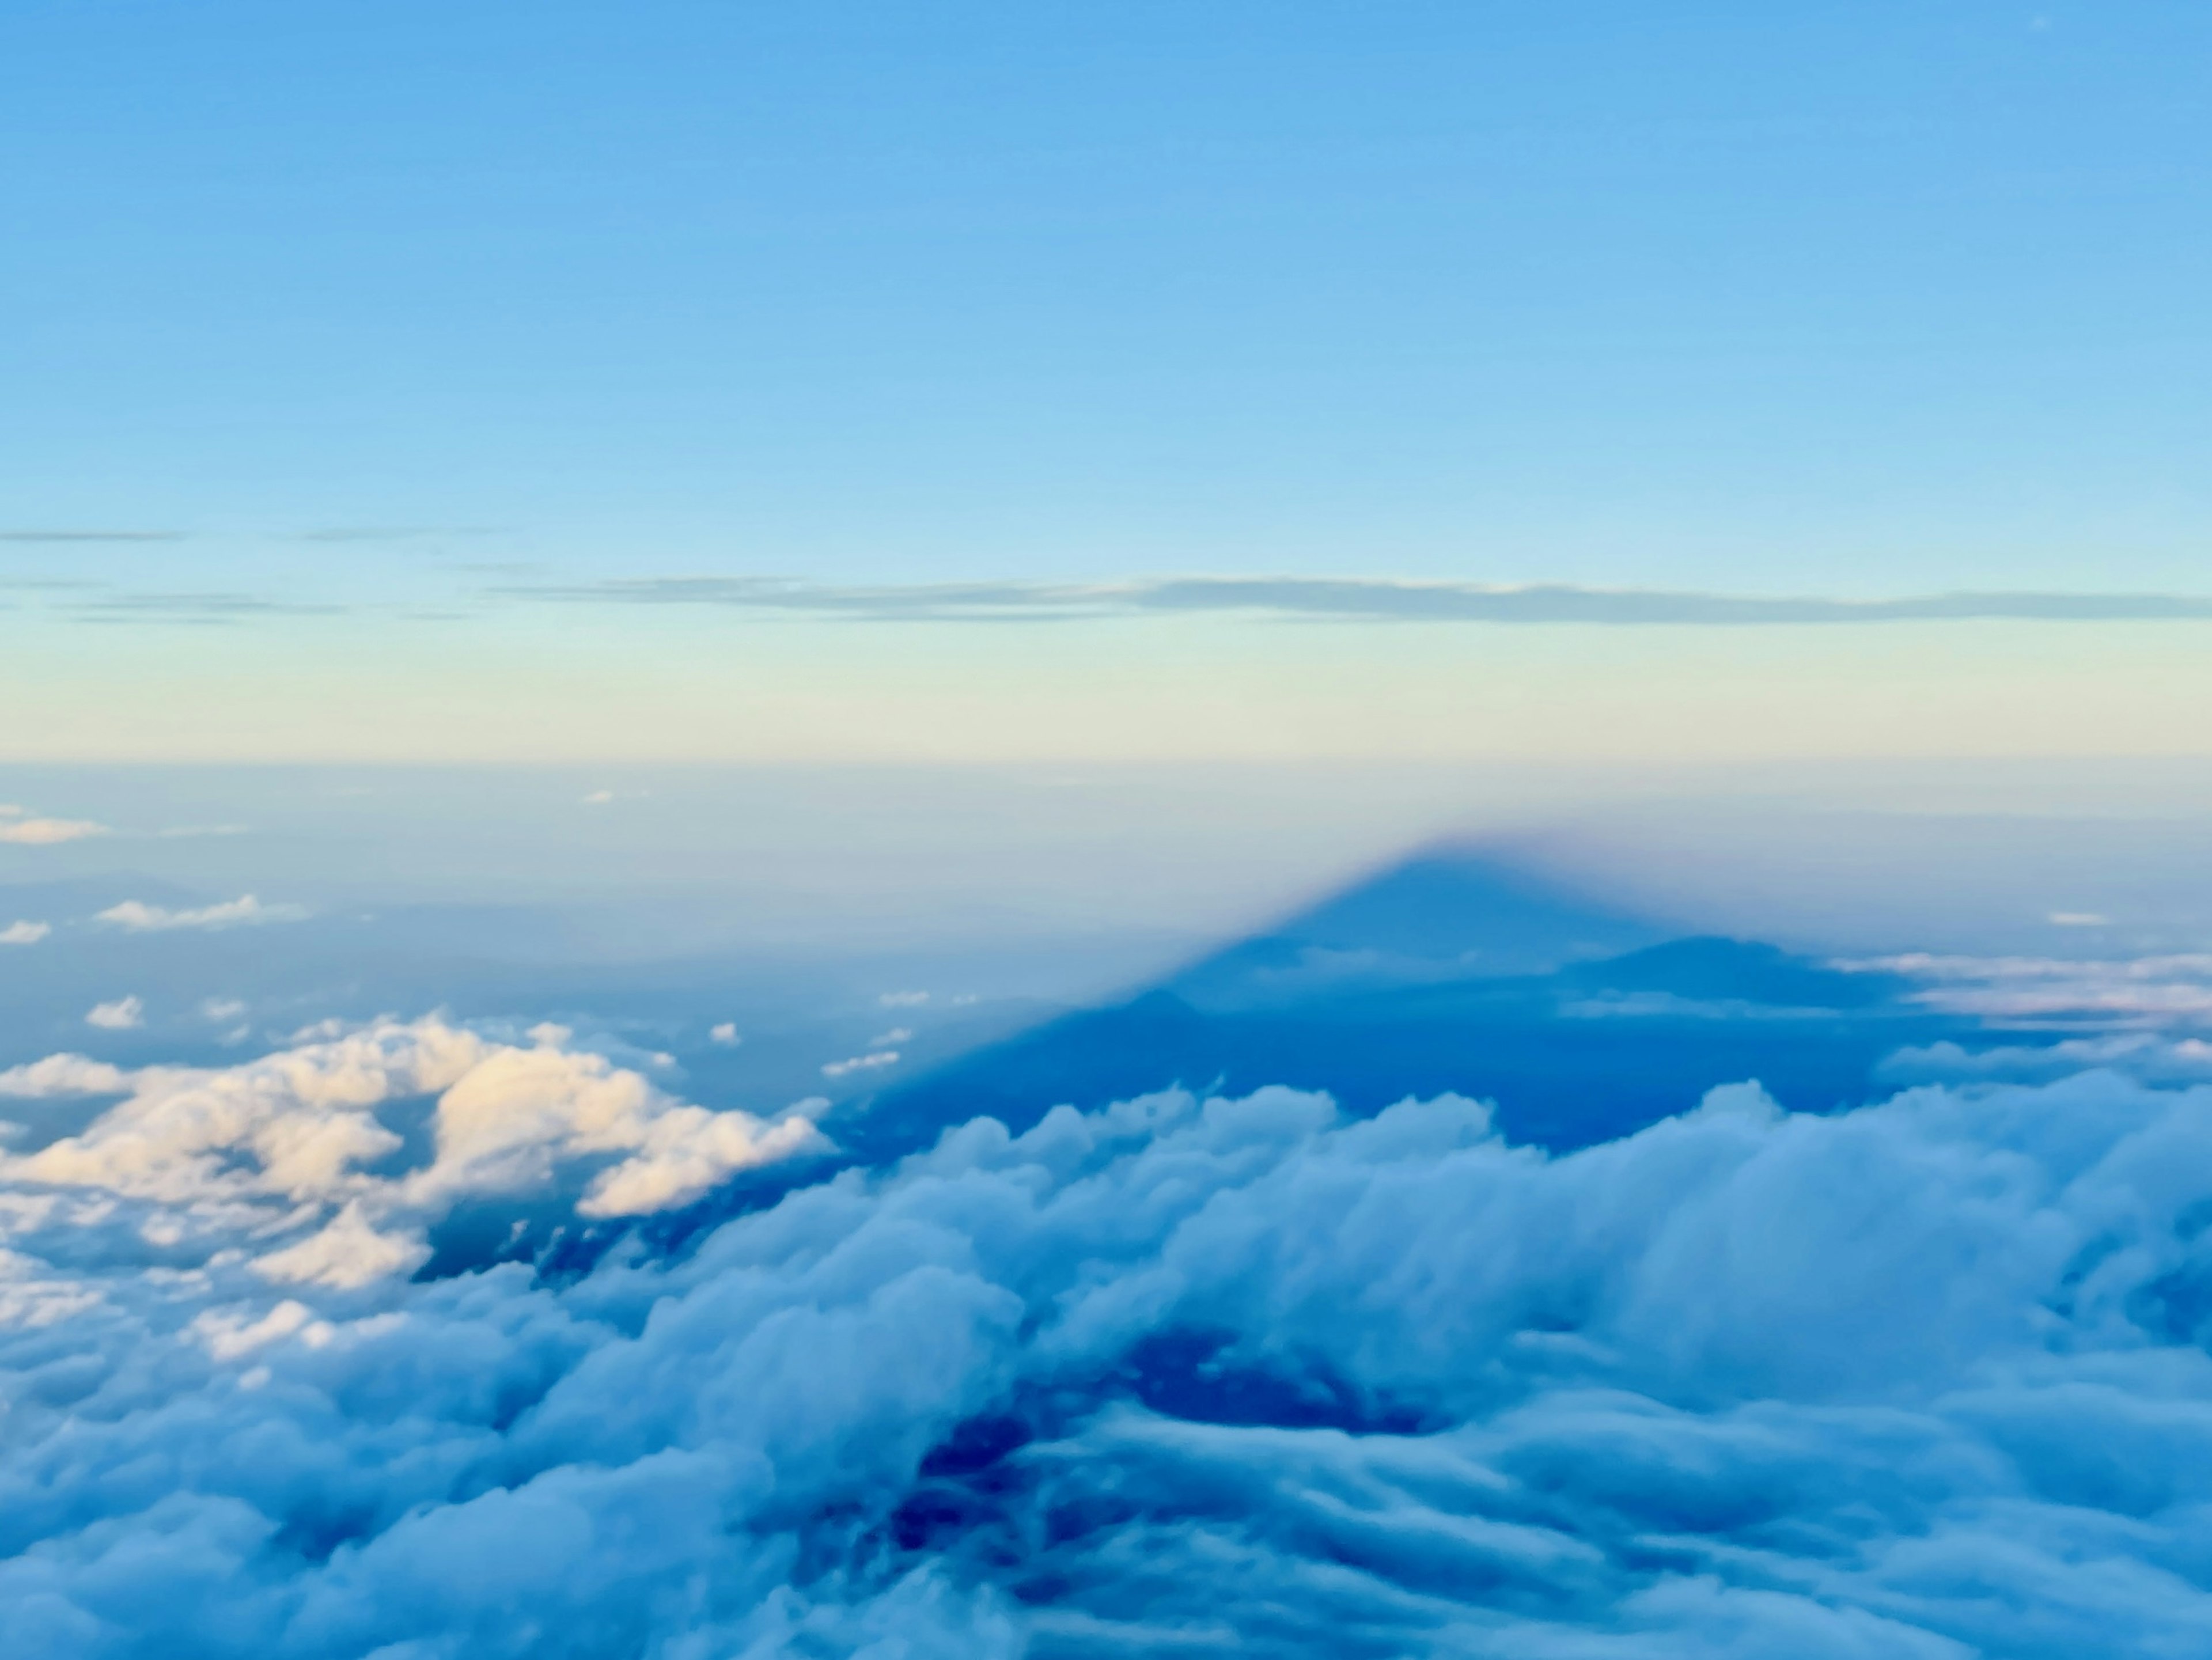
[
  {"left": 503, "top": 573, "right": 2212, "bottom": 627},
  {"left": 3, "top": 1025, "right": 2212, "bottom": 1655}
]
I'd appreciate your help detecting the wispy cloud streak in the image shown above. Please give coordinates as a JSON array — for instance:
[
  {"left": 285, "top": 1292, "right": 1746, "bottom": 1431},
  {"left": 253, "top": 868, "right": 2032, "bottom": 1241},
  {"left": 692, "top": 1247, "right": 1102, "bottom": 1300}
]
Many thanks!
[
  {"left": 499, "top": 574, "right": 2212, "bottom": 626},
  {"left": 0, "top": 529, "right": 185, "bottom": 543}
]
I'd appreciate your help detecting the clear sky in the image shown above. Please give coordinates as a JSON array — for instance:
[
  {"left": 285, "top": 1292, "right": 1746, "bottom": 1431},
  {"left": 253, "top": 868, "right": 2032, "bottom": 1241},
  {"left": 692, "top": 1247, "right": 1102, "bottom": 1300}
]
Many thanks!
[{"left": 3, "top": 1, "right": 2209, "bottom": 760}]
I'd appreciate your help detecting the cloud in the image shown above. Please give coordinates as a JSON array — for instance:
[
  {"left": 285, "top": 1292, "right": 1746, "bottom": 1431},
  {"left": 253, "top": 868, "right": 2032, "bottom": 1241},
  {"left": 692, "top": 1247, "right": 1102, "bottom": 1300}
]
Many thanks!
[
  {"left": 85, "top": 995, "right": 143, "bottom": 1029},
  {"left": 4, "top": 1017, "right": 824, "bottom": 1270},
  {"left": 294, "top": 526, "right": 473, "bottom": 544},
  {"left": 880, "top": 990, "right": 931, "bottom": 1007},
  {"left": 66, "top": 591, "right": 349, "bottom": 625},
  {"left": 2049, "top": 911, "right": 2111, "bottom": 927},
  {"left": 0, "top": 1053, "right": 132, "bottom": 1096},
  {"left": 95, "top": 895, "right": 307, "bottom": 931},
  {"left": 1881, "top": 1032, "right": 2212, "bottom": 1086},
  {"left": 823, "top": 1049, "right": 902, "bottom": 1078},
  {"left": 1855, "top": 952, "right": 2212, "bottom": 1025},
  {"left": 6, "top": 1059, "right": 2212, "bottom": 1654},
  {"left": 0, "top": 529, "right": 185, "bottom": 543},
  {"left": 870, "top": 1026, "right": 914, "bottom": 1048},
  {"left": 0, "top": 920, "right": 50, "bottom": 945},
  {"left": 709, "top": 1022, "right": 741, "bottom": 1045},
  {"left": 580, "top": 789, "right": 615, "bottom": 805},
  {"left": 498, "top": 573, "right": 2212, "bottom": 627},
  {"left": 0, "top": 814, "right": 108, "bottom": 845}
]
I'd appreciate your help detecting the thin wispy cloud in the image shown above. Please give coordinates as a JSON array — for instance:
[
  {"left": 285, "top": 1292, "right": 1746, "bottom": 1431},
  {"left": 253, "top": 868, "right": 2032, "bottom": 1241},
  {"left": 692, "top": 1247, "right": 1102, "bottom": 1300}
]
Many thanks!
[
  {"left": 67, "top": 592, "right": 349, "bottom": 624},
  {"left": 0, "top": 809, "right": 109, "bottom": 845},
  {"left": 96, "top": 895, "right": 307, "bottom": 932},
  {"left": 0, "top": 529, "right": 185, "bottom": 543},
  {"left": 0, "top": 920, "right": 51, "bottom": 945},
  {"left": 822, "top": 1049, "right": 900, "bottom": 1078},
  {"left": 294, "top": 525, "right": 502, "bottom": 543},
  {"left": 1854, "top": 951, "right": 2212, "bottom": 1025},
  {"left": 497, "top": 574, "right": 2212, "bottom": 627}
]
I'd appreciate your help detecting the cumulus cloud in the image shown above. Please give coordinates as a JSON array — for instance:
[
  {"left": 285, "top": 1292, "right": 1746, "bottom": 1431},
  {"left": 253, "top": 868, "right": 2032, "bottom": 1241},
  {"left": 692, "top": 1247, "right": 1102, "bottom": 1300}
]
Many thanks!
[
  {"left": 5, "top": 1018, "right": 823, "bottom": 1256},
  {"left": 709, "top": 1022, "right": 741, "bottom": 1045},
  {"left": 0, "top": 813, "right": 108, "bottom": 844},
  {"left": 95, "top": 895, "right": 307, "bottom": 931},
  {"left": 84, "top": 995, "right": 143, "bottom": 1029},
  {"left": 6, "top": 1052, "right": 2212, "bottom": 1654},
  {"left": 0, "top": 920, "right": 50, "bottom": 945},
  {"left": 0, "top": 1053, "right": 132, "bottom": 1097}
]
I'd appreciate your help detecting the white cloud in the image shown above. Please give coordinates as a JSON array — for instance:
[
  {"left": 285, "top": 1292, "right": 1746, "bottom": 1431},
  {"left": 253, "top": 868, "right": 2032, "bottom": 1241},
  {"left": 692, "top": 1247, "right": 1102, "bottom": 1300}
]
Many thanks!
[
  {"left": 0, "top": 814, "right": 108, "bottom": 845},
  {"left": 1883, "top": 1032, "right": 2212, "bottom": 1086},
  {"left": 709, "top": 1022, "right": 741, "bottom": 1045},
  {"left": 96, "top": 895, "right": 306, "bottom": 932},
  {"left": 879, "top": 990, "right": 930, "bottom": 1007},
  {"left": 1852, "top": 950, "right": 2212, "bottom": 1025},
  {"left": 200, "top": 998, "right": 248, "bottom": 1021},
  {"left": 581, "top": 789, "right": 615, "bottom": 805},
  {"left": 0, "top": 919, "right": 50, "bottom": 945},
  {"left": 251, "top": 1202, "right": 429, "bottom": 1288},
  {"left": 3, "top": 1018, "right": 826, "bottom": 1242},
  {"left": 2048, "top": 910, "right": 2110, "bottom": 926},
  {"left": 823, "top": 1049, "right": 900, "bottom": 1078},
  {"left": 7, "top": 1065, "right": 2212, "bottom": 1653},
  {"left": 869, "top": 1026, "right": 914, "bottom": 1048},
  {"left": 85, "top": 995, "right": 143, "bottom": 1029},
  {"left": 0, "top": 1053, "right": 132, "bottom": 1097}
]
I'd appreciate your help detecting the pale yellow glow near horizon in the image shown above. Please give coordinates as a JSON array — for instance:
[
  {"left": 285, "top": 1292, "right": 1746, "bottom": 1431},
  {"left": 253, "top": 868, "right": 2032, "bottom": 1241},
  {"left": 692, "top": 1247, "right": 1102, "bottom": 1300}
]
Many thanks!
[{"left": 6, "top": 611, "right": 2211, "bottom": 764}]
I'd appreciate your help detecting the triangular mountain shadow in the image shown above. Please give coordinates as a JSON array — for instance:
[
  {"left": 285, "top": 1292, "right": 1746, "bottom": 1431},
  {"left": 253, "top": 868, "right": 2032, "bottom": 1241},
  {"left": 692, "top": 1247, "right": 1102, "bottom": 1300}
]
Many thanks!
[
  {"left": 836, "top": 847, "right": 1968, "bottom": 1164},
  {"left": 1164, "top": 844, "right": 1663, "bottom": 1012}
]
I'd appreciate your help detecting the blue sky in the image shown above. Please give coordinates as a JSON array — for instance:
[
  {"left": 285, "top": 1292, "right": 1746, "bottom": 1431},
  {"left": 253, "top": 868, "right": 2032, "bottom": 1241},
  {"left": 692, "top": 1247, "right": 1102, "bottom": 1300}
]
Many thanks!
[
  {"left": 5, "top": 0, "right": 2208, "bottom": 588},
  {"left": 2, "top": 1, "right": 2209, "bottom": 760}
]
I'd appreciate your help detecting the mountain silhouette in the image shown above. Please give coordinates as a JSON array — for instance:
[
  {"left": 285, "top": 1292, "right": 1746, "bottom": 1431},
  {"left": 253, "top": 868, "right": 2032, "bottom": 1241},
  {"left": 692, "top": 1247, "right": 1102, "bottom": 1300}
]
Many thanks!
[{"left": 840, "top": 849, "right": 1961, "bottom": 1161}]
